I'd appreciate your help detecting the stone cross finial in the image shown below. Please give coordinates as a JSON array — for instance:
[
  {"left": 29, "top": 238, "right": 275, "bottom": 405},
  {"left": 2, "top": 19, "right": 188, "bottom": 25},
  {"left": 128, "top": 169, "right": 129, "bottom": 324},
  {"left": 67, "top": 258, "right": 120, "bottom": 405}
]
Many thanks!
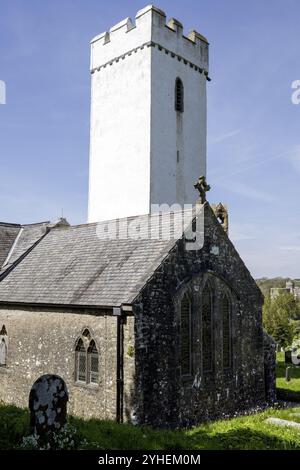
[{"left": 194, "top": 176, "right": 210, "bottom": 204}]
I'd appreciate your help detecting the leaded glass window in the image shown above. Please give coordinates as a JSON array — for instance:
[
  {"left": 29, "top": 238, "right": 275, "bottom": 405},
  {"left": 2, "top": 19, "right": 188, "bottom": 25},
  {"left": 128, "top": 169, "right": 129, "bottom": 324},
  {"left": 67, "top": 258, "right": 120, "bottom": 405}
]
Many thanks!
[
  {"left": 222, "top": 294, "right": 232, "bottom": 369},
  {"left": 75, "top": 338, "right": 87, "bottom": 382},
  {"left": 202, "top": 285, "right": 213, "bottom": 372},
  {"left": 0, "top": 325, "right": 7, "bottom": 367},
  {"left": 0, "top": 338, "right": 7, "bottom": 367},
  {"left": 88, "top": 340, "right": 99, "bottom": 384},
  {"left": 75, "top": 332, "right": 100, "bottom": 386},
  {"left": 180, "top": 294, "right": 191, "bottom": 375}
]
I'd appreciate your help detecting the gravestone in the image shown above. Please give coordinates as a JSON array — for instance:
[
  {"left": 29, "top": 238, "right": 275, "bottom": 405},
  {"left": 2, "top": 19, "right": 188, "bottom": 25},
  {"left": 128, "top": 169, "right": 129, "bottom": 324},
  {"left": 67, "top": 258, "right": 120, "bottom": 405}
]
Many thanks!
[
  {"left": 265, "top": 417, "right": 300, "bottom": 430},
  {"left": 285, "top": 349, "right": 300, "bottom": 366},
  {"left": 29, "top": 374, "right": 68, "bottom": 439}
]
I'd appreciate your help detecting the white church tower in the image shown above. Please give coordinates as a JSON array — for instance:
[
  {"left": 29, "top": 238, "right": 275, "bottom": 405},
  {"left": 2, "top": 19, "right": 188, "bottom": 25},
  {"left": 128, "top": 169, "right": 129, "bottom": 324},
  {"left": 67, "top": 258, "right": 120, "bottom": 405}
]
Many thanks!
[{"left": 88, "top": 5, "right": 209, "bottom": 223}]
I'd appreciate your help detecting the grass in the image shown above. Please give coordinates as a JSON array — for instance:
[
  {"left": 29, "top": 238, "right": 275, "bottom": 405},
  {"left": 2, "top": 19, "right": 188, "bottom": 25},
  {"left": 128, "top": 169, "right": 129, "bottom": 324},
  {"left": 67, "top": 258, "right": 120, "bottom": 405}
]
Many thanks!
[
  {"left": 1, "top": 354, "right": 300, "bottom": 450},
  {"left": 276, "top": 352, "right": 300, "bottom": 401},
  {"left": 1, "top": 402, "right": 300, "bottom": 450}
]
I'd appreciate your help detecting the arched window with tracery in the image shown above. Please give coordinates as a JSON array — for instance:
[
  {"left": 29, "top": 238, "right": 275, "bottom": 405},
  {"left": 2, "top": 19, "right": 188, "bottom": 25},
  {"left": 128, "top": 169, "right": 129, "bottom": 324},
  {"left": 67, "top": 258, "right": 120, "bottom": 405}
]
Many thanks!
[
  {"left": 221, "top": 293, "right": 232, "bottom": 369},
  {"left": 180, "top": 294, "right": 192, "bottom": 375},
  {"left": 75, "top": 329, "right": 99, "bottom": 385},
  {"left": 202, "top": 284, "right": 213, "bottom": 372},
  {"left": 175, "top": 77, "right": 184, "bottom": 112}
]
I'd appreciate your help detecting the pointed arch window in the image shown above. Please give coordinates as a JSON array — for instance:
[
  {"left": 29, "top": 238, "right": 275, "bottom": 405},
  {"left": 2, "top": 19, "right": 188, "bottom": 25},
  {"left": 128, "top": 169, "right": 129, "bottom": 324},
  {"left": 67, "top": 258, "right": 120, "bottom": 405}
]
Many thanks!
[
  {"left": 202, "top": 285, "right": 213, "bottom": 372},
  {"left": 88, "top": 340, "right": 99, "bottom": 384},
  {"left": 180, "top": 294, "right": 192, "bottom": 375},
  {"left": 221, "top": 294, "right": 232, "bottom": 369},
  {"left": 75, "top": 329, "right": 99, "bottom": 385},
  {"left": 0, "top": 325, "right": 7, "bottom": 367},
  {"left": 75, "top": 338, "right": 87, "bottom": 382},
  {"left": 175, "top": 78, "right": 184, "bottom": 112}
]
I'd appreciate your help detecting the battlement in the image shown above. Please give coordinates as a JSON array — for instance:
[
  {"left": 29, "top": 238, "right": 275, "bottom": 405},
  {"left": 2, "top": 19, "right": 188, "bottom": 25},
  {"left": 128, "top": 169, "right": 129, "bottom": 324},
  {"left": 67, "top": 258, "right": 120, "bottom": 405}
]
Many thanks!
[{"left": 90, "top": 4, "right": 209, "bottom": 75}]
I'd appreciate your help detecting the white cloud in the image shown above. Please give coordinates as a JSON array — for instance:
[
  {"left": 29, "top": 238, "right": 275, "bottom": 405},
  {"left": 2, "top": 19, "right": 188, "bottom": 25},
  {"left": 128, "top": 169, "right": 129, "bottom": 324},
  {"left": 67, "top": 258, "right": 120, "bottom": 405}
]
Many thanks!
[
  {"left": 210, "top": 129, "right": 241, "bottom": 144},
  {"left": 279, "top": 245, "right": 300, "bottom": 252},
  {"left": 230, "top": 223, "right": 262, "bottom": 241},
  {"left": 289, "top": 145, "right": 300, "bottom": 173},
  {"left": 216, "top": 180, "right": 273, "bottom": 203},
  {"left": 239, "top": 249, "right": 300, "bottom": 279}
]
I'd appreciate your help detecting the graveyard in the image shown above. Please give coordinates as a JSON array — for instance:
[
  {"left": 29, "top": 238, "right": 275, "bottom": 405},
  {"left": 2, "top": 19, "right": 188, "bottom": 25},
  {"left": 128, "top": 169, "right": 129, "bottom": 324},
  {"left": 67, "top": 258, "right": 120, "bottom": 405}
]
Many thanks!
[
  {"left": 1, "top": 354, "right": 300, "bottom": 451},
  {"left": 0, "top": 3, "right": 299, "bottom": 460},
  {"left": 276, "top": 352, "right": 300, "bottom": 402},
  {"left": 1, "top": 402, "right": 300, "bottom": 450}
]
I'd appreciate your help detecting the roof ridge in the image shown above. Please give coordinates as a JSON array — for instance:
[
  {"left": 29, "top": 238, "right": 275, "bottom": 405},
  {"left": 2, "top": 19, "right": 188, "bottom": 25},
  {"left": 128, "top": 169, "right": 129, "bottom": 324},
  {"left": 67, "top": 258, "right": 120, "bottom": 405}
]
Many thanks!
[
  {"left": 22, "top": 221, "right": 50, "bottom": 227},
  {"left": 69, "top": 207, "right": 200, "bottom": 229},
  {"left": 0, "top": 222, "right": 21, "bottom": 227}
]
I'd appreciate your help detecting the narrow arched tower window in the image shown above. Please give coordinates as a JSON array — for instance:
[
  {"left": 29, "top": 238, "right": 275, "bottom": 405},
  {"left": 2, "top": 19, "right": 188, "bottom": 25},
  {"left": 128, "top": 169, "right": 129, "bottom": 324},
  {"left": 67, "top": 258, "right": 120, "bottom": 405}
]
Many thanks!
[
  {"left": 180, "top": 294, "right": 191, "bottom": 375},
  {"left": 221, "top": 294, "right": 232, "bottom": 369},
  {"left": 202, "top": 285, "right": 213, "bottom": 372},
  {"left": 175, "top": 78, "right": 184, "bottom": 112},
  {"left": 88, "top": 340, "right": 99, "bottom": 384}
]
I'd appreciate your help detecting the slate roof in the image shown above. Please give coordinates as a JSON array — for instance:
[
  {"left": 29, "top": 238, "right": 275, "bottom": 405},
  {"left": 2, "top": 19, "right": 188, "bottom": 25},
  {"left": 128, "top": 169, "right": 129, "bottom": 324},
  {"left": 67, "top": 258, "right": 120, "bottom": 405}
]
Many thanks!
[
  {"left": 0, "top": 223, "right": 21, "bottom": 268},
  {"left": 0, "top": 222, "right": 49, "bottom": 273},
  {"left": 0, "top": 211, "right": 198, "bottom": 308}
]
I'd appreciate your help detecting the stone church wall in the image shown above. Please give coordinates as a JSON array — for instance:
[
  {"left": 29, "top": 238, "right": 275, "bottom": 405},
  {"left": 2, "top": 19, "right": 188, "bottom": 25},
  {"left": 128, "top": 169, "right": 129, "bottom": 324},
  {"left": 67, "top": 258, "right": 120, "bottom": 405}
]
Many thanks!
[
  {"left": 0, "top": 306, "right": 119, "bottom": 420},
  {"left": 133, "top": 206, "right": 267, "bottom": 427},
  {"left": 263, "top": 331, "right": 276, "bottom": 403},
  {"left": 123, "top": 315, "right": 136, "bottom": 422}
]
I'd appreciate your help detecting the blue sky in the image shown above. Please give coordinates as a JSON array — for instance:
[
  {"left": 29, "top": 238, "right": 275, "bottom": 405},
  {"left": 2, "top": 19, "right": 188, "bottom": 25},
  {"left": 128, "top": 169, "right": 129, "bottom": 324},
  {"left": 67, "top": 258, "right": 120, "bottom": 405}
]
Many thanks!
[{"left": 0, "top": 0, "right": 299, "bottom": 278}]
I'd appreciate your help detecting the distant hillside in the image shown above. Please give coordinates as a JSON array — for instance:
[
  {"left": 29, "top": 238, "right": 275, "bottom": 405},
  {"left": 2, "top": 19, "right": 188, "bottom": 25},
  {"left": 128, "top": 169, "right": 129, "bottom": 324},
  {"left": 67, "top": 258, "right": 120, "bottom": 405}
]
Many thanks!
[{"left": 256, "top": 278, "right": 300, "bottom": 297}]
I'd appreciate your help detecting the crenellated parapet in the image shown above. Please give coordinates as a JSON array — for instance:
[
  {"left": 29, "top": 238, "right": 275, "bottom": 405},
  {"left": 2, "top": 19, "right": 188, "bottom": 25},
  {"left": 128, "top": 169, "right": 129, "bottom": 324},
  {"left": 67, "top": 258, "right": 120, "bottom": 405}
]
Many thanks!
[{"left": 90, "top": 4, "right": 209, "bottom": 79}]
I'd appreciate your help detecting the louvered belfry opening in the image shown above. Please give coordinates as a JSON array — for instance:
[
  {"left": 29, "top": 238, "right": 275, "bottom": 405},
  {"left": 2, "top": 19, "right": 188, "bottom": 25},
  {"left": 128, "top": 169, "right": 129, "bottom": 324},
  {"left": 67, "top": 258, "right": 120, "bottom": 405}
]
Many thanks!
[{"left": 175, "top": 77, "right": 184, "bottom": 112}]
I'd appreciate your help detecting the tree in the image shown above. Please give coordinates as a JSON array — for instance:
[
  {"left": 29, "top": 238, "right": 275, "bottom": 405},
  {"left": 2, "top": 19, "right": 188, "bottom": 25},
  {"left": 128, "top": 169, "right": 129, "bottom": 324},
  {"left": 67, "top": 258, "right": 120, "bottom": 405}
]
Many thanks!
[
  {"left": 256, "top": 277, "right": 300, "bottom": 305},
  {"left": 263, "top": 293, "right": 295, "bottom": 348},
  {"left": 273, "top": 292, "right": 300, "bottom": 319}
]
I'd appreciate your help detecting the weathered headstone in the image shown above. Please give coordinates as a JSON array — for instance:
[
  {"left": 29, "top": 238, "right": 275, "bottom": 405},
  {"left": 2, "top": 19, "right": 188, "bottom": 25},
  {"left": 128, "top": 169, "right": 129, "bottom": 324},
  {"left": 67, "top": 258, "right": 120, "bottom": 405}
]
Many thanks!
[
  {"left": 285, "top": 349, "right": 300, "bottom": 366},
  {"left": 29, "top": 374, "right": 68, "bottom": 439},
  {"left": 265, "top": 417, "right": 300, "bottom": 430}
]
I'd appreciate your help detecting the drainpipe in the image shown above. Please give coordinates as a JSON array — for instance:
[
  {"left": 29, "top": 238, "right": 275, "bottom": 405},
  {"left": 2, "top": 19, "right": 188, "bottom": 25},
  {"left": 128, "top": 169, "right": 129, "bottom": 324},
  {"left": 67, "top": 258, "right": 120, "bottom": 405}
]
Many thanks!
[
  {"left": 115, "top": 308, "right": 124, "bottom": 423},
  {"left": 115, "top": 304, "right": 133, "bottom": 424}
]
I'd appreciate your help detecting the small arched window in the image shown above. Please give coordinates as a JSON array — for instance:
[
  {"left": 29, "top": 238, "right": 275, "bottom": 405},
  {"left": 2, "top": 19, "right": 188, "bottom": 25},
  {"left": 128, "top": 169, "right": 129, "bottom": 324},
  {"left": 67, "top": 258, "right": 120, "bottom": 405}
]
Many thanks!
[
  {"left": 0, "top": 325, "right": 7, "bottom": 367},
  {"left": 75, "top": 338, "right": 86, "bottom": 382},
  {"left": 180, "top": 294, "right": 192, "bottom": 375},
  {"left": 202, "top": 285, "right": 213, "bottom": 372},
  {"left": 75, "top": 329, "right": 99, "bottom": 385},
  {"left": 221, "top": 294, "right": 232, "bottom": 369},
  {"left": 0, "top": 339, "right": 7, "bottom": 367},
  {"left": 175, "top": 78, "right": 184, "bottom": 113}
]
